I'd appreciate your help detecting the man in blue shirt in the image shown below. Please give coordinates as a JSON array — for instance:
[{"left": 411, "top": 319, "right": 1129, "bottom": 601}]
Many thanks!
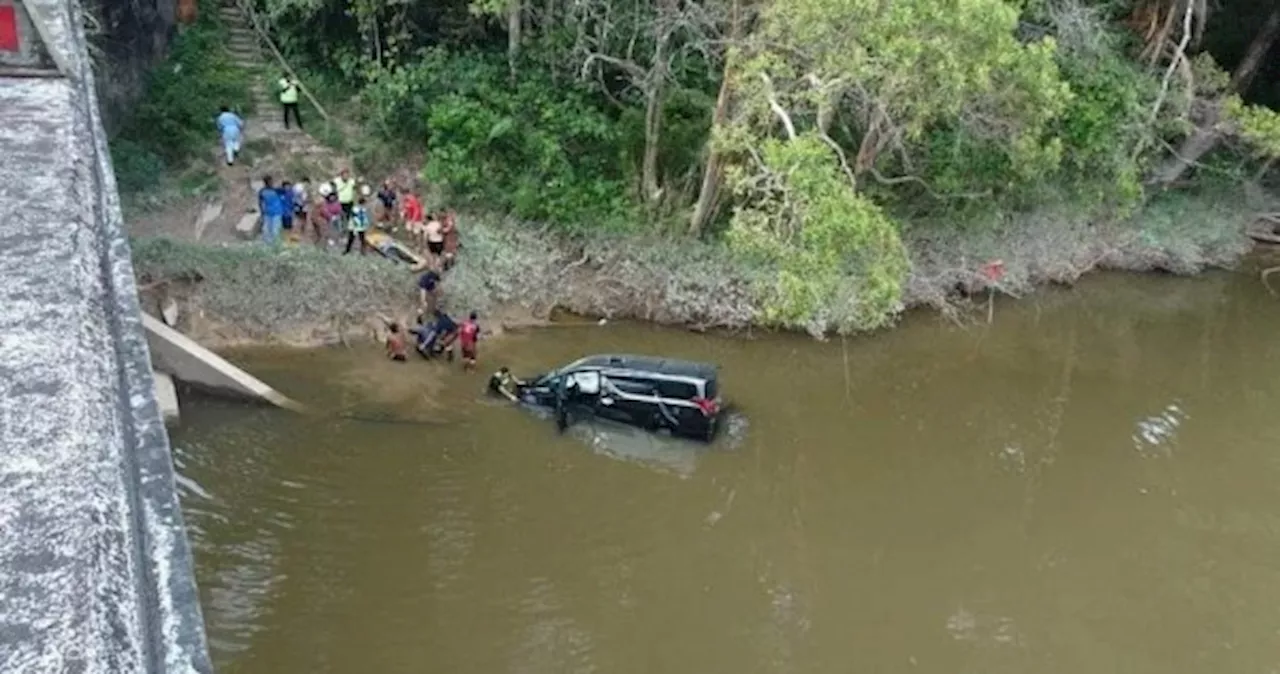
[
  {"left": 258, "top": 175, "right": 285, "bottom": 246},
  {"left": 278, "top": 180, "right": 296, "bottom": 236},
  {"left": 215, "top": 106, "right": 244, "bottom": 166}
]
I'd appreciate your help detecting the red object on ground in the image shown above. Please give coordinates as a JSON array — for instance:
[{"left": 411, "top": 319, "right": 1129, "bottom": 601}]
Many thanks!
[
  {"left": 0, "top": 4, "right": 21, "bottom": 53},
  {"left": 981, "top": 259, "right": 1006, "bottom": 283}
]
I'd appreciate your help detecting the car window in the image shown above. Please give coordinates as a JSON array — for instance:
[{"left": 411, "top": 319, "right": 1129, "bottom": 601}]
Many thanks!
[
  {"left": 536, "top": 373, "right": 562, "bottom": 388},
  {"left": 655, "top": 379, "right": 699, "bottom": 400},
  {"left": 703, "top": 378, "right": 717, "bottom": 399},
  {"left": 574, "top": 371, "right": 601, "bottom": 394},
  {"left": 604, "top": 375, "right": 654, "bottom": 395}
]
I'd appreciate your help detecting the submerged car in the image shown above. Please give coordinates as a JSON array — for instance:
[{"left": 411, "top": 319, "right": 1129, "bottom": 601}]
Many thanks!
[{"left": 516, "top": 354, "right": 724, "bottom": 442}]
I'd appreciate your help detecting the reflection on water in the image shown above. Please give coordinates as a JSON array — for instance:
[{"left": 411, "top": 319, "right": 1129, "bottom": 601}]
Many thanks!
[{"left": 172, "top": 270, "right": 1280, "bottom": 674}]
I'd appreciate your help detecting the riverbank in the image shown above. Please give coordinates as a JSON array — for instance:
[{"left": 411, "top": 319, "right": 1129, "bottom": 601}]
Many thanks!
[{"left": 129, "top": 183, "right": 1271, "bottom": 349}]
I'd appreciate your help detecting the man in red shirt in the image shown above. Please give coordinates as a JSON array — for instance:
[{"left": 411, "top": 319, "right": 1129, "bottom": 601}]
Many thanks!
[
  {"left": 459, "top": 311, "right": 480, "bottom": 370},
  {"left": 401, "top": 192, "right": 425, "bottom": 252}
]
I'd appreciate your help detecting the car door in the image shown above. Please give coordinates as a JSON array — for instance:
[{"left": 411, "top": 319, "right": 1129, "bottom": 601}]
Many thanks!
[{"left": 600, "top": 374, "right": 659, "bottom": 427}]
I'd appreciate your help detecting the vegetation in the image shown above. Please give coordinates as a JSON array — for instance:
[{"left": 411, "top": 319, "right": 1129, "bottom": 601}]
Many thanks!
[
  {"left": 117, "top": 0, "right": 1280, "bottom": 334},
  {"left": 132, "top": 184, "right": 1259, "bottom": 343},
  {"left": 108, "top": 0, "right": 251, "bottom": 197}
]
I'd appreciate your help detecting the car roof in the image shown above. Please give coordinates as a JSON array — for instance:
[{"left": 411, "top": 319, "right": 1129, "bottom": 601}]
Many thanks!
[{"left": 567, "top": 354, "right": 718, "bottom": 380}]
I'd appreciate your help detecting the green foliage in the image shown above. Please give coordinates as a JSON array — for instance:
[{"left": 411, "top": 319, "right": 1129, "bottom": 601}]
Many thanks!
[
  {"left": 1225, "top": 96, "right": 1280, "bottom": 158},
  {"left": 109, "top": 1, "right": 251, "bottom": 194},
  {"left": 363, "top": 48, "right": 638, "bottom": 231},
  {"left": 726, "top": 134, "right": 909, "bottom": 332},
  {"left": 1047, "top": 36, "right": 1152, "bottom": 209}
]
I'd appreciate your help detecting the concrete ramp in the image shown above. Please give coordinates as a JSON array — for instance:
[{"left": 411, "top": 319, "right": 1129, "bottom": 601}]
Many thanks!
[{"left": 142, "top": 313, "right": 303, "bottom": 411}]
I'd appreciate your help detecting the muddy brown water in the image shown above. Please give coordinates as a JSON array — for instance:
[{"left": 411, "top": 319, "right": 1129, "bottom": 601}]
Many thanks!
[{"left": 172, "top": 268, "right": 1280, "bottom": 674}]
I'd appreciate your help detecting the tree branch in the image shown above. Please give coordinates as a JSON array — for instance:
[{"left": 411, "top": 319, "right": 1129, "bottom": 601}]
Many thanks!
[
  {"left": 816, "top": 130, "right": 858, "bottom": 192},
  {"left": 866, "top": 166, "right": 991, "bottom": 201},
  {"left": 759, "top": 72, "right": 797, "bottom": 140},
  {"left": 1149, "top": 0, "right": 1195, "bottom": 125},
  {"left": 580, "top": 51, "right": 647, "bottom": 81}
]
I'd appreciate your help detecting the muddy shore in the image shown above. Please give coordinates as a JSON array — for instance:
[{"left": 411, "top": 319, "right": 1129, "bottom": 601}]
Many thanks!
[{"left": 130, "top": 185, "right": 1271, "bottom": 349}]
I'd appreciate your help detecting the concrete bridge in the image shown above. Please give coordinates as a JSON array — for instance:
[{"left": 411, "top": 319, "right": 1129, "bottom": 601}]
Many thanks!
[{"left": 0, "top": 0, "right": 213, "bottom": 670}]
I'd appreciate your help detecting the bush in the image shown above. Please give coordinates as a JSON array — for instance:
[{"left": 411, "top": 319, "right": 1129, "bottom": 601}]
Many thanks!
[{"left": 362, "top": 48, "right": 638, "bottom": 232}]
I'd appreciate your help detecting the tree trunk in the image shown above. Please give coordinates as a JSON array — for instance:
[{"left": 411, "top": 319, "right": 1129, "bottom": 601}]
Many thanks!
[
  {"left": 642, "top": 83, "right": 666, "bottom": 206},
  {"left": 688, "top": 63, "right": 733, "bottom": 235},
  {"left": 1154, "top": 7, "right": 1280, "bottom": 186},
  {"left": 1229, "top": 6, "right": 1280, "bottom": 94},
  {"left": 507, "top": 0, "right": 522, "bottom": 75},
  {"left": 689, "top": 0, "right": 742, "bottom": 236}
]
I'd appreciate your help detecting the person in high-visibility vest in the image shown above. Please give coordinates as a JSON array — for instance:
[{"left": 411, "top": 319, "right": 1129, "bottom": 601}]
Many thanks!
[
  {"left": 278, "top": 76, "right": 302, "bottom": 130},
  {"left": 333, "top": 169, "right": 357, "bottom": 220}
]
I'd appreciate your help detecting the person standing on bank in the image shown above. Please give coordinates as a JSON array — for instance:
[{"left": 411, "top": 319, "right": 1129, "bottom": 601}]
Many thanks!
[
  {"left": 258, "top": 175, "right": 285, "bottom": 246},
  {"left": 278, "top": 76, "right": 302, "bottom": 130},
  {"left": 333, "top": 169, "right": 357, "bottom": 221},
  {"left": 343, "top": 197, "right": 372, "bottom": 255}
]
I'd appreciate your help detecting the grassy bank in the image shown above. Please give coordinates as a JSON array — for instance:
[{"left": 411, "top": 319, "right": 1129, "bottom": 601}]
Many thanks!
[{"left": 130, "top": 185, "right": 1264, "bottom": 346}]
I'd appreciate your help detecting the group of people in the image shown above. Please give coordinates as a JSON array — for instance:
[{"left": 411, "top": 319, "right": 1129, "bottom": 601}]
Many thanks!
[
  {"left": 215, "top": 96, "right": 516, "bottom": 395},
  {"left": 254, "top": 169, "right": 457, "bottom": 263},
  {"left": 383, "top": 309, "right": 482, "bottom": 367}
]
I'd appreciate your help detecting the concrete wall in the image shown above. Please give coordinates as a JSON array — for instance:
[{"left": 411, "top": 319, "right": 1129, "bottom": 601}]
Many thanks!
[
  {"left": 143, "top": 313, "right": 302, "bottom": 411},
  {"left": 0, "top": 0, "right": 210, "bottom": 671}
]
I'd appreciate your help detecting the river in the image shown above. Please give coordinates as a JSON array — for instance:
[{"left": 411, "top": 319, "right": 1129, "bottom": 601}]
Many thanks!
[{"left": 171, "top": 268, "right": 1280, "bottom": 674}]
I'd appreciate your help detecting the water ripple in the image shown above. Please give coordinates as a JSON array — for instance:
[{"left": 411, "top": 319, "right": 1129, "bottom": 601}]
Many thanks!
[{"left": 1133, "top": 402, "right": 1187, "bottom": 457}]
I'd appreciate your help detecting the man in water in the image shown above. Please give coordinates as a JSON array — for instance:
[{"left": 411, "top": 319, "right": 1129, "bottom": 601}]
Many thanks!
[
  {"left": 459, "top": 311, "right": 480, "bottom": 370},
  {"left": 489, "top": 367, "right": 525, "bottom": 402},
  {"left": 411, "top": 309, "right": 458, "bottom": 359},
  {"left": 385, "top": 322, "right": 408, "bottom": 362}
]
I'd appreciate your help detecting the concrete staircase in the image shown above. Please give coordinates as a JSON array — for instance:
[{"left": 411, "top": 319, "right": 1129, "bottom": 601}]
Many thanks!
[{"left": 216, "top": 0, "right": 314, "bottom": 144}]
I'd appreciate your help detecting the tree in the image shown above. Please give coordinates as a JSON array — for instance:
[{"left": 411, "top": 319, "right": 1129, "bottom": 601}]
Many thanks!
[
  {"left": 689, "top": 0, "right": 749, "bottom": 235},
  {"left": 715, "top": 0, "right": 1070, "bottom": 330},
  {"left": 1151, "top": 4, "right": 1280, "bottom": 186},
  {"left": 576, "top": 0, "right": 722, "bottom": 208}
]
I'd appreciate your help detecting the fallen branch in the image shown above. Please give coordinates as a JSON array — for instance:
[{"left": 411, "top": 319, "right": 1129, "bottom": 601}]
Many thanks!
[{"left": 1262, "top": 265, "right": 1280, "bottom": 296}]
